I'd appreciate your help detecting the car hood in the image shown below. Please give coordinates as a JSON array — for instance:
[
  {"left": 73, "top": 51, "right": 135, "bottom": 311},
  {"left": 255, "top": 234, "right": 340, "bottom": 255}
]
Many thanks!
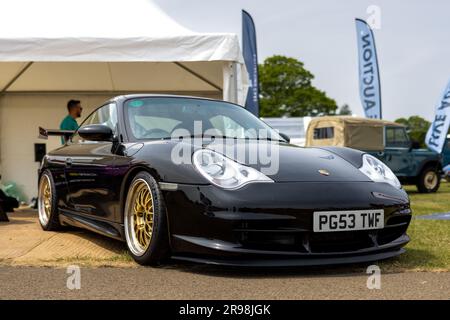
[
  {"left": 131, "top": 140, "right": 371, "bottom": 184},
  {"left": 204, "top": 141, "right": 371, "bottom": 183}
]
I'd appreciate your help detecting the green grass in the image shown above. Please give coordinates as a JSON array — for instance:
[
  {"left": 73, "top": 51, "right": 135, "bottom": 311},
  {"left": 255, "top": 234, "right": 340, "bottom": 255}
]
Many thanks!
[
  {"left": 404, "top": 182, "right": 450, "bottom": 216},
  {"left": 381, "top": 182, "right": 450, "bottom": 271}
]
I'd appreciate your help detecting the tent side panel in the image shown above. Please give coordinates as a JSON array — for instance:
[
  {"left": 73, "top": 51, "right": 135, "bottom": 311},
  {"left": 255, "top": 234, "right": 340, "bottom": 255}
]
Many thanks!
[{"left": 0, "top": 94, "right": 112, "bottom": 201}]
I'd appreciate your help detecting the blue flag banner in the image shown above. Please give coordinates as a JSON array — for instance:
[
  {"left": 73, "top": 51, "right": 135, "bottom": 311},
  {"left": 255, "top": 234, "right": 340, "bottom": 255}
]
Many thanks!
[
  {"left": 242, "top": 10, "right": 259, "bottom": 116},
  {"left": 355, "top": 18, "right": 382, "bottom": 119},
  {"left": 425, "top": 78, "right": 450, "bottom": 154}
]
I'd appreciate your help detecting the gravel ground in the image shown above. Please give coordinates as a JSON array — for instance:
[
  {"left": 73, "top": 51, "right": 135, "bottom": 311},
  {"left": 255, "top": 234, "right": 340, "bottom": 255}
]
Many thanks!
[{"left": 0, "top": 265, "right": 448, "bottom": 300}]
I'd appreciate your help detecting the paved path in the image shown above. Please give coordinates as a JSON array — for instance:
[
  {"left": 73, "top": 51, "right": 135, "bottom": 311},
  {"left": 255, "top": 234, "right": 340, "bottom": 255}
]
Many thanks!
[
  {"left": 0, "top": 210, "right": 127, "bottom": 266},
  {"left": 0, "top": 266, "right": 448, "bottom": 299}
]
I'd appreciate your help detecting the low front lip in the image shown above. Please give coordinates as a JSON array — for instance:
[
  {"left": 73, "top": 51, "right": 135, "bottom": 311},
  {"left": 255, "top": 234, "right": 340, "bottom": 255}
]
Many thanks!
[
  {"left": 171, "top": 244, "right": 409, "bottom": 267},
  {"left": 172, "top": 233, "right": 410, "bottom": 257}
]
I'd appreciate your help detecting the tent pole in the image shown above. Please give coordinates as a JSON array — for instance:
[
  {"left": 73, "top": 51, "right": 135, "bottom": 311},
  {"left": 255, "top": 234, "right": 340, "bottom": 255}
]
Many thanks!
[
  {"left": 173, "top": 62, "right": 222, "bottom": 92},
  {"left": 106, "top": 62, "right": 116, "bottom": 91},
  {"left": 222, "top": 62, "right": 239, "bottom": 104},
  {"left": 0, "top": 62, "right": 33, "bottom": 94}
]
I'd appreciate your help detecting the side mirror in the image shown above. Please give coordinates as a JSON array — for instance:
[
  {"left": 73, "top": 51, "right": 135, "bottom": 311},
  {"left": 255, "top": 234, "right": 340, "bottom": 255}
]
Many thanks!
[
  {"left": 279, "top": 132, "right": 290, "bottom": 143},
  {"left": 78, "top": 124, "right": 113, "bottom": 142}
]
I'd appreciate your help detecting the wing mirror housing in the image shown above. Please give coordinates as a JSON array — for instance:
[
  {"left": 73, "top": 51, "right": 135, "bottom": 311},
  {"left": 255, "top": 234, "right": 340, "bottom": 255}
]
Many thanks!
[
  {"left": 279, "top": 132, "right": 290, "bottom": 143},
  {"left": 78, "top": 124, "right": 113, "bottom": 142}
]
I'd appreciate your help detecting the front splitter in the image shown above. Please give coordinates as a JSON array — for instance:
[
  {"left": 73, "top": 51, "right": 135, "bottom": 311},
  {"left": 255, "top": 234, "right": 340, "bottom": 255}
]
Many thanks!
[{"left": 171, "top": 248, "right": 406, "bottom": 267}]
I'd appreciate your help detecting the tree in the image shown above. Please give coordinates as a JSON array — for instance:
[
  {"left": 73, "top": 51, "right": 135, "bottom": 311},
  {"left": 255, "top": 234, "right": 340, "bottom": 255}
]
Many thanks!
[
  {"left": 338, "top": 104, "right": 352, "bottom": 115},
  {"left": 395, "top": 116, "right": 430, "bottom": 148},
  {"left": 259, "top": 55, "right": 338, "bottom": 117}
]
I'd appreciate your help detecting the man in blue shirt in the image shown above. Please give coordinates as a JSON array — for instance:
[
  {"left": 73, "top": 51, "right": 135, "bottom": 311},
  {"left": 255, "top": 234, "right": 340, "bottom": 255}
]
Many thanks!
[{"left": 59, "top": 99, "right": 82, "bottom": 144}]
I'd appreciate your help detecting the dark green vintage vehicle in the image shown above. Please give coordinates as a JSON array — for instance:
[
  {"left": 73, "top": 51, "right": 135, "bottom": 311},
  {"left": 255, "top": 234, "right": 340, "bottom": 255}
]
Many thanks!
[
  {"left": 306, "top": 116, "right": 443, "bottom": 193},
  {"left": 443, "top": 137, "right": 450, "bottom": 168}
]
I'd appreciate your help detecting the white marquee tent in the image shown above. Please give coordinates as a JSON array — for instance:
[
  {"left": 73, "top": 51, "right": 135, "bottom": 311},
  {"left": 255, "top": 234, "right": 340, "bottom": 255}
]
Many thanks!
[{"left": 0, "top": 0, "right": 249, "bottom": 201}]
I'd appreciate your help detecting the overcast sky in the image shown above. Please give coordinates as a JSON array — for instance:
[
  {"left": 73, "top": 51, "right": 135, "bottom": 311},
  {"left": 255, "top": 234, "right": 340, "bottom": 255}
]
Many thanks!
[{"left": 154, "top": 0, "right": 450, "bottom": 121}]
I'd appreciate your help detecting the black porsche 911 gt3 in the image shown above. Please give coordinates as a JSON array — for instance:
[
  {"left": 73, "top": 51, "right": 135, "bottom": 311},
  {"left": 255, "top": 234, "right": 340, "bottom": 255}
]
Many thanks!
[{"left": 38, "top": 94, "right": 412, "bottom": 266}]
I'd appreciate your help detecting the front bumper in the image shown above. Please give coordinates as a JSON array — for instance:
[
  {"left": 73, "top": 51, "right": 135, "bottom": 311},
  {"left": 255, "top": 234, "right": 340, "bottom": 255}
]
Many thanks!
[{"left": 163, "top": 181, "right": 412, "bottom": 266}]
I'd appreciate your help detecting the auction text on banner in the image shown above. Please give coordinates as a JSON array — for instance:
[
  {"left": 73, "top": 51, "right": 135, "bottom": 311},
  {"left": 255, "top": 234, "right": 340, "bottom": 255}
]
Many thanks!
[
  {"left": 355, "top": 18, "right": 382, "bottom": 119},
  {"left": 426, "top": 79, "right": 450, "bottom": 153}
]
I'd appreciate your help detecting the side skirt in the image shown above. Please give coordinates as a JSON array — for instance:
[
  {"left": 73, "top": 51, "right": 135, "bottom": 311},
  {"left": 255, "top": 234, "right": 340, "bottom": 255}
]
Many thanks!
[{"left": 59, "top": 209, "right": 125, "bottom": 241}]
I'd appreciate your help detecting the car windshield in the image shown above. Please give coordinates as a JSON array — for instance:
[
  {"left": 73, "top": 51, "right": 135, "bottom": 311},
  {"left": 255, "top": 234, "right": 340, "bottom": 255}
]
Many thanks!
[{"left": 125, "top": 97, "right": 284, "bottom": 141}]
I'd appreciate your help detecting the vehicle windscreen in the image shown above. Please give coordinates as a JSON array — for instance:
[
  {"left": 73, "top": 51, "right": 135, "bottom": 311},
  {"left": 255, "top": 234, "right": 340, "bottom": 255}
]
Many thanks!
[{"left": 125, "top": 97, "right": 283, "bottom": 141}]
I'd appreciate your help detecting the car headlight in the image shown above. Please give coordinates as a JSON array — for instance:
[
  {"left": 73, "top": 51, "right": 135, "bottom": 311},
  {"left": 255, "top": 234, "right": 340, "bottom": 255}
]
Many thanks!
[
  {"left": 192, "top": 149, "right": 273, "bottom": 189},
  {"left": 359, "top": 154, "right": 401, "bottom": 189}
]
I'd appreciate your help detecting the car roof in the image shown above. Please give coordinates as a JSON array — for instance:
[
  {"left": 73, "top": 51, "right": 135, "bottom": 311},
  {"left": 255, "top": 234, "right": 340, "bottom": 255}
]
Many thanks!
[
  {"left": 308, "top": 116, "right": 405, "bottom": 128},
  {"left": 109, "top": 94, "right": 231, "bottom": 105}
]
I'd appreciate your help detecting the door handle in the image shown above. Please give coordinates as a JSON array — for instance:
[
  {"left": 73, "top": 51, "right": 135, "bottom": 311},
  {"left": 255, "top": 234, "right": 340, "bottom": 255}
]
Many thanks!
[
  {"left": 377, "top": 151, "right": 385, "bottom": 157},
  {"left": 65, "top": 158, "right": 73, "bottom": 167}
]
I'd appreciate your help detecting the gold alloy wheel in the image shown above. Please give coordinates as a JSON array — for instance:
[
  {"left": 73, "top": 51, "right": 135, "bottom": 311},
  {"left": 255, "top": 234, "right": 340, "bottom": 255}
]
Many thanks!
[
  {"left": 424, "top": 171, "right": 438, "bottom": 190},
  {"left": 38, "top": 174, "right": 52, "bottom": 226},
  {"left": 125, "top": 178, "right": 154, "bottom": 256}
]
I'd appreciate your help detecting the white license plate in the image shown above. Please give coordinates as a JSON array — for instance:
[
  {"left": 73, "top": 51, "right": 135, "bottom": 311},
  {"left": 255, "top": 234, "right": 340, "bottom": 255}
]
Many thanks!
[{"left": 313, "top": 209, "right": 384, "bottom": 232}]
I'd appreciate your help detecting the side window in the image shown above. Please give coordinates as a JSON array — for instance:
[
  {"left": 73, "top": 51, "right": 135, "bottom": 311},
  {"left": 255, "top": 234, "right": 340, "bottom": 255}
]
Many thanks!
[
  {"left": 71, "top": 103, "right": 118, "bottom": 143},
  {"left": 209, "top": 115, "right": 246, "bottom": 138},
  {"left": 385, "top": 127, "right": 394, "bottom": 146},
  {"left": 385, "top": 127, "right": 409, "bottom": 147},
  {"left": 395, "top": 128, "right": 409, "bottom": 146},
  {"left": 314, "top": 127, "right": 334, "bottom": 140}
]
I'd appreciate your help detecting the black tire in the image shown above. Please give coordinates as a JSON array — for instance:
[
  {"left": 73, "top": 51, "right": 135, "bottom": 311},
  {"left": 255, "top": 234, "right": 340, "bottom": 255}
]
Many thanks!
[
  {"left": 124, "top": 171, "right": 170, "bottom": 266},
  {"left": 416, "top": 166, "right": 441, "bottom": 193},
  {"left": 38, "top": 170, "right": 61, "bottom": 231}
]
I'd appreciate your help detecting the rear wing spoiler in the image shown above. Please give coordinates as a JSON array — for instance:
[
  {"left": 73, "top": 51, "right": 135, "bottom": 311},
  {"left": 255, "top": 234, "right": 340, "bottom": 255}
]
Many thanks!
[{"left": 38, "top": 127, "right": 75, "bottom": 141}]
